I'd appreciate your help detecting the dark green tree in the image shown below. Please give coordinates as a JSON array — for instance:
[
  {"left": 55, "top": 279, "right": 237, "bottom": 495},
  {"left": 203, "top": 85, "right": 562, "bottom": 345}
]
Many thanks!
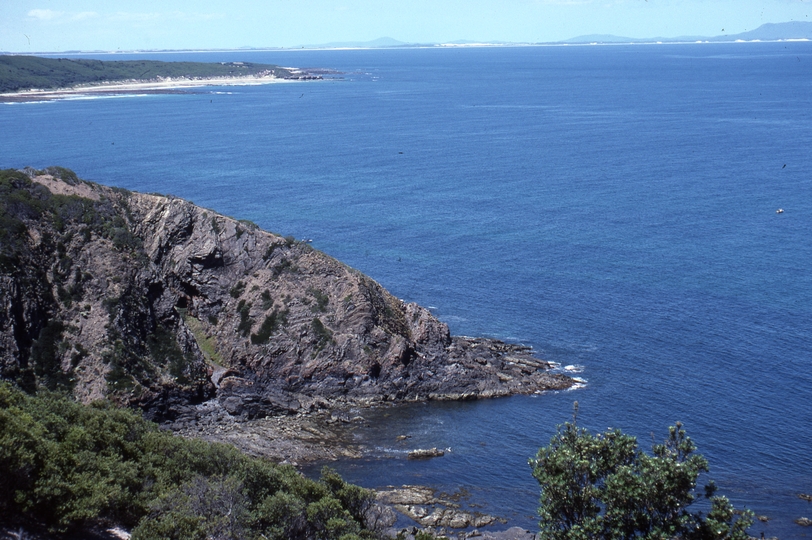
[{"left": 529, "top": 404, "right": 753, "bottom": 540}]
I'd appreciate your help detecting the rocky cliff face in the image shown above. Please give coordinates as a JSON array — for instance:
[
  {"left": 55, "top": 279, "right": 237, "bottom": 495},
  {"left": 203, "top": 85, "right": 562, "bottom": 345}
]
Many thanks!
[{"left": 0, "top": 168, "right": 573, "bottom": 422}]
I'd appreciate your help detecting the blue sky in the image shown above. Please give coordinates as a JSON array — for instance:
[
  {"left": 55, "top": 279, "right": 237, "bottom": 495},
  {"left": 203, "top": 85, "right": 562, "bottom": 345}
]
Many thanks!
[{"left": 1, "top": 0, "right": 810, "bottom": 52}]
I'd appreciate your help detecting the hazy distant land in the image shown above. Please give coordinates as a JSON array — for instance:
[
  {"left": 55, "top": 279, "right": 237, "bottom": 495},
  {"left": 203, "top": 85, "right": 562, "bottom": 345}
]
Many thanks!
[
  {"left": 561, "top": 20, "right": 812, "bottom": 44},
  {"left": 295, "top": 21, "right": 812, "bottom": 48}
]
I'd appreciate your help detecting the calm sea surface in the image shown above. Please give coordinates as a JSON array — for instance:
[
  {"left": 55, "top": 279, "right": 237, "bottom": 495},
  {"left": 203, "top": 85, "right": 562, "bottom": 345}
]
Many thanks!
[{"left": 2, "top": 43, "right": 811, "bottom": 537}]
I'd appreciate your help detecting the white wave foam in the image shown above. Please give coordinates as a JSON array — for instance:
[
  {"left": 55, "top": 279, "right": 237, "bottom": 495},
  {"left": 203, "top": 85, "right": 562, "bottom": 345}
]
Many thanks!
[
  {"left": 3, "top": 100, "right": 56, "bottom": 106},
  {"left": 61, "top": 94, "right": 153, "bottom": 101},
  {"left": 372, "top": 446, "right": 409, "bottom": 455}
]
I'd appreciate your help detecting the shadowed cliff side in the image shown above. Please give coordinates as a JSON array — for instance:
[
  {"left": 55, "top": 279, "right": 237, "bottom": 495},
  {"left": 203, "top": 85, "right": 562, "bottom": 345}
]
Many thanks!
[{"left": 0, "top": 167, "right": 573, "bottom": 423}]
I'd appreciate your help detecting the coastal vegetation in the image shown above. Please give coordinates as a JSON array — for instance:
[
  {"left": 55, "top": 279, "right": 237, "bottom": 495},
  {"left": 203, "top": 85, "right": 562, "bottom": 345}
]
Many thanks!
[
  {"left": 530, "top": 405, "right": 753, "bottom": 540},
  {"left": 0, "top": 382, "right": 381, "bottom": 539},
  {"left": 0, "top": 55, "right": 295, "bottom": 93}
]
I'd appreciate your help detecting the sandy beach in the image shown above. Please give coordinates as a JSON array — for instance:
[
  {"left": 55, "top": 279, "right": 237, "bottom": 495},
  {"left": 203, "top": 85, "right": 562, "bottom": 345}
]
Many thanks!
[{"left": 0, "top": 74, "right": 306, "bottom": 103}]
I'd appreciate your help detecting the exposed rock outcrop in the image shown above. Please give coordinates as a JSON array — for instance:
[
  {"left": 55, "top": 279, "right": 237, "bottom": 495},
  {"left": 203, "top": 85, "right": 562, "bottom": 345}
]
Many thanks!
[
  {"left": 0, "top": 167, "right": 573, "bottom": 422},
  {"left": 378, "top": 485, "right": 502, "bottom": 531}
]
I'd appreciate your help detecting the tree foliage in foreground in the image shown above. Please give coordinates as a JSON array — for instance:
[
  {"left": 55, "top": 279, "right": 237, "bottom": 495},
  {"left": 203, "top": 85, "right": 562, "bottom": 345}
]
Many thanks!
[
  {"left": 530, "top": 405, "right": 753, "bottom": 540},
  {"left": 0, "top": 382, "right": 379, "bottom": 539}
]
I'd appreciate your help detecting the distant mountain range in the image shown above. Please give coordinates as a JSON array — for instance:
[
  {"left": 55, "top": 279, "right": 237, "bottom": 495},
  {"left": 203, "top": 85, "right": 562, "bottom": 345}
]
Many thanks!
[
  {"left": 563, "top": 21, "right": 812, "bottom": 44},
  {"left": 296, "top": 21, "right": 812, "bottom": 49}
]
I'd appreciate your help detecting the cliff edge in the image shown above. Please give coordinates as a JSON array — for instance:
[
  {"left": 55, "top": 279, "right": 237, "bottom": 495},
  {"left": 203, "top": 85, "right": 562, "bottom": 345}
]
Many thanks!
[{"left": 0, "top": 167, "right": 573, "bottom": 423}]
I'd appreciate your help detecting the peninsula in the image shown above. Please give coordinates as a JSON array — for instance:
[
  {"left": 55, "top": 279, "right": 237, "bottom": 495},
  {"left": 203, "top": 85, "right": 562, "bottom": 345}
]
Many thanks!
[
  {"left": 0, "top": 167, "right": 574, "bottom": 462},
  {"left": 0, "top": 55, "right": 320, "bottom": 102}
]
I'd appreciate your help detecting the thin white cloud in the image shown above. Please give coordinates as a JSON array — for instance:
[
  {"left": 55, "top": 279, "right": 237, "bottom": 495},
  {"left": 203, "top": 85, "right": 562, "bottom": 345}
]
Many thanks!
[
  {"left": 28, "top": 9, "right": 99, "bottom": 23},
  {"left": 27, "top": 9, "right": 63, "bottom": 21}
]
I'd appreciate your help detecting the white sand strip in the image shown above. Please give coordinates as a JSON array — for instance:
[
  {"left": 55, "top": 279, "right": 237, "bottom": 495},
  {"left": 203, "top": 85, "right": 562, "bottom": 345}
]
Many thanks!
[{"left": 1, "top": 74, "right": 303, "bottom": 102}]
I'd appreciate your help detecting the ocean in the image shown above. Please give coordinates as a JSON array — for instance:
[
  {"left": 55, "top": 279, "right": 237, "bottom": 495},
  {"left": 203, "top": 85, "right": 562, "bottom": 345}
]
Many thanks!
[{"left": 2, "top": 42, "right": 811, "bottom": 538}]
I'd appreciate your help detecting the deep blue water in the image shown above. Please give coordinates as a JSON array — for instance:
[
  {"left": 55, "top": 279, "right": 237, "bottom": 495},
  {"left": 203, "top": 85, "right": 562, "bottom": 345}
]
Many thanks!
[{"left": 2, "top": 43, "right": 811, "bottom": 538}]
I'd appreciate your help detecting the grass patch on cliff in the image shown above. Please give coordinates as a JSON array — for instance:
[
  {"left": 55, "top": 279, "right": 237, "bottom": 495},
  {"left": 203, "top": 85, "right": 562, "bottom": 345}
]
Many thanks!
[
  {"left": 182, "top": 313, "right": 224, "bottom": 367},
  {"left": 0, "top": 382, "right": 380, "bottom": 539}
]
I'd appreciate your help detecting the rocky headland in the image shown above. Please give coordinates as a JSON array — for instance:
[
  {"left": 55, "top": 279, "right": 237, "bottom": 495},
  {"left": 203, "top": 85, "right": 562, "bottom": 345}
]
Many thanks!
[{"left": 0, "top": 167, "right": 573, "bottom": 462}]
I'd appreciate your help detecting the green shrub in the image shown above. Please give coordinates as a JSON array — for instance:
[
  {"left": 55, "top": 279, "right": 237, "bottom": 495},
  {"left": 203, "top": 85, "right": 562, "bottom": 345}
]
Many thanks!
[
  {"left": 271, "top": 258, "right": 296, "bottom": 278},
  {"left": 229, "top": 280, "right": 246, "bottom": 298},
  {"left": 311, "top": 318, "right": 333, "bottom": 353},
  {"left": 530, "top": 404, "right": 753, "bottom": 540},
  {"left": 263, "top": 243, "right": 281, "bottom": 261},
  {"left": 308, "top": 287, "right": 330, "bottom": 312},
  {"left": 237, "top": 300, "right": 253, "bottom": 337},
  {"left": 250, "top": 310, "right": 288, "bottom": 345},
  {"left": 0, "top": 383, "right": 380, "bottom": 538},
  {"left": 260, "top": 289, "right": 274, "bottom": 310}
]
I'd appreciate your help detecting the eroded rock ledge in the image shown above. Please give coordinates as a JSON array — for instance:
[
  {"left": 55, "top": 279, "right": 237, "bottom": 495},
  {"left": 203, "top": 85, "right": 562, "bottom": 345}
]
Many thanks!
[{"left": 0, "top": 168, "right": 574, "bottom": 433}]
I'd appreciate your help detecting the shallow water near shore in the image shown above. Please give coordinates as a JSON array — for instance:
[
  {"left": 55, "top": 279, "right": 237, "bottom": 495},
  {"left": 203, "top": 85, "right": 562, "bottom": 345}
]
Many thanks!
[{"left": 2, "top": 43, "right": 811, "bottom": 537}]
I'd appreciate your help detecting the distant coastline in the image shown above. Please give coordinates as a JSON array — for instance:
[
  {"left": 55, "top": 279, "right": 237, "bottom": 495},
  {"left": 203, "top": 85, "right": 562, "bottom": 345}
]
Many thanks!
[
  {"left": 0, "top": 73, "right": 319, "bottom": 103},
  {"left": 0, "top": 55, "right": 323, "bottom": 102}
]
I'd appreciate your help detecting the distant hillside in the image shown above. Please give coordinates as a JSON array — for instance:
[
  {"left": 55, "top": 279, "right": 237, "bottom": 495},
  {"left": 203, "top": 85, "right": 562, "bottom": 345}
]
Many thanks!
[
  {"left": 0, "top": 55, "right": 294, "bottom": 93},
  {"left": 298, "top": 37, "right": 409, "bottom": 49},
  {"left": 731, "top": 21, "right": 812, "bottom": 41},
  {"left": 562, "top": 34, "right": 639, "bottom": 44},
  {"left": 562, "top": 21, "right": 812, "bottom": 44}
]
